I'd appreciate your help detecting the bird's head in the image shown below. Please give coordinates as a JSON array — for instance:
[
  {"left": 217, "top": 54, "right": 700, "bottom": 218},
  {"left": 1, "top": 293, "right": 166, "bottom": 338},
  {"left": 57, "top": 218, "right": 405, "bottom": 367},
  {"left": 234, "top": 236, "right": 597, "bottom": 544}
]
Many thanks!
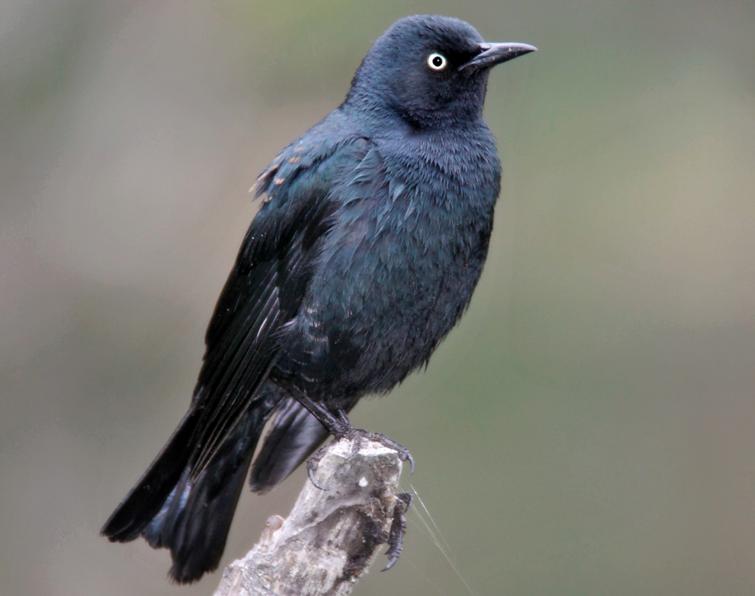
[{"left": 345, "top": 15, "right": 536, "bottom": 131}]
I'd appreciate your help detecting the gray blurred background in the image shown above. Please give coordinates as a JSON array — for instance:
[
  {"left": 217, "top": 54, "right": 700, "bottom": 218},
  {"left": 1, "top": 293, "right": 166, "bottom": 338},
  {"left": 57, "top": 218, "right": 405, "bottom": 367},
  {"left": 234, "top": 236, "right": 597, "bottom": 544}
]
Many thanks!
[{"left": 2, "top": 1, "right": 754, "bottom": 595}]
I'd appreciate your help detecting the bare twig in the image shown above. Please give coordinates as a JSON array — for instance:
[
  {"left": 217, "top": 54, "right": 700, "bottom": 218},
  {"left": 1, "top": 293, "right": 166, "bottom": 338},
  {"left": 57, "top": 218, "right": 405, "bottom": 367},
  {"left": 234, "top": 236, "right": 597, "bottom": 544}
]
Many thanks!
[{"left": 213, "top": 437, "right": 405, "bottom": 596}]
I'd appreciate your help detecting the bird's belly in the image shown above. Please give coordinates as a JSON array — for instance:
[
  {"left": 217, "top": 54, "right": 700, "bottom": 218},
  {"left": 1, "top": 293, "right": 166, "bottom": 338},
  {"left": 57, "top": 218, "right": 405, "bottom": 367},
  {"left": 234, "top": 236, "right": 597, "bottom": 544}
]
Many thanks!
[{"left": 358, "top": 254, "right": 483, "bottom": 389}]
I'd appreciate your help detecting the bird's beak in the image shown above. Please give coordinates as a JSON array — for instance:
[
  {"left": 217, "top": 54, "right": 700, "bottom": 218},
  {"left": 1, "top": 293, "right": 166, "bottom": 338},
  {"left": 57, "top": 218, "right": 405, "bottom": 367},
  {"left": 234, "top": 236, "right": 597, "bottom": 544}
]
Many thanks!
[{"left": 459, "top": 42, "right": 537, "bottom": 73}]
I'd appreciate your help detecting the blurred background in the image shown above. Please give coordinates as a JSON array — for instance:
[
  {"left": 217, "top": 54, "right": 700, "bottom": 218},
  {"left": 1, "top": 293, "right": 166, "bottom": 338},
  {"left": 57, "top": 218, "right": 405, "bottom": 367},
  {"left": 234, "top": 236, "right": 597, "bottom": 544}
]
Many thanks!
[{"left": 2, "top": 1, "right": 754, "bottom": 595}]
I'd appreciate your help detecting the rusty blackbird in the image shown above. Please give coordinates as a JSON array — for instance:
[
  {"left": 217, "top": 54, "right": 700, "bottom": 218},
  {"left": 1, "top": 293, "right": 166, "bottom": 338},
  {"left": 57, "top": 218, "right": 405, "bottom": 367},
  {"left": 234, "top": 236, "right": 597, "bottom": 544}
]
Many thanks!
[{"left": 102, "top": 14, "right": 535, "bottom": 583}]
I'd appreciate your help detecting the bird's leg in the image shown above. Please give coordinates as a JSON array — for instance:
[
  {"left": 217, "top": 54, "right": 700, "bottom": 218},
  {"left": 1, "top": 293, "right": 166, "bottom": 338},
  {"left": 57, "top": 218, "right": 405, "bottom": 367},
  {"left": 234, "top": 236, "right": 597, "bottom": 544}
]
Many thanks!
[
  {"left": 294, "top": 393, "right": 351, "bottom": 437},
  {"left": 383, "top": 492, "right": 412, "bottom": 571},
  {"left": 292, "top": 394, "right": 351, "bottom": 488}
]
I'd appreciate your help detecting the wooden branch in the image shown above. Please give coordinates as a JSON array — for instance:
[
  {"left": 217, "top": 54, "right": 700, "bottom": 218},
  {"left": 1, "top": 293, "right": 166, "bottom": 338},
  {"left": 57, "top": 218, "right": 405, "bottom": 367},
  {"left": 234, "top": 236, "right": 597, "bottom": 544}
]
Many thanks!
[{"left": 213, "top": 437, "right": 404, "bottom": 596}]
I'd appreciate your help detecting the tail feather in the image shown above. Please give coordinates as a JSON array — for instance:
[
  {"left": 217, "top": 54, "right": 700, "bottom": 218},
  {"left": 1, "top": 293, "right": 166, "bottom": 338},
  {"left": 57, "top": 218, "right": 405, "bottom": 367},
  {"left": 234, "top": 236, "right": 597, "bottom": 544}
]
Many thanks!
[
  {"left": 142, "top": 468, "right": 191, "bottom": 549},
  {"left": 102, "top": 408, "right": 201, "bottom": 542},
  {"left": 249, "top": 398, "right": 327, "bottom": 493},
  {"left": 166, "top": 409, "right": 263, "bottom": 583},
  {"left": 101, "top": 403, "right": 272, "bottom": 583}
]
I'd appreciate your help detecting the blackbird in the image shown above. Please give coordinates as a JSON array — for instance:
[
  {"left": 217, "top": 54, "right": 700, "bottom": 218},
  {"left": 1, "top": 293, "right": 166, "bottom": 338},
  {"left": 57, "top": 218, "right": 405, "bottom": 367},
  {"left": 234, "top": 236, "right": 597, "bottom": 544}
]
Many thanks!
[{"left": 102, "top": 14, "right": 535, "bottom": 583}]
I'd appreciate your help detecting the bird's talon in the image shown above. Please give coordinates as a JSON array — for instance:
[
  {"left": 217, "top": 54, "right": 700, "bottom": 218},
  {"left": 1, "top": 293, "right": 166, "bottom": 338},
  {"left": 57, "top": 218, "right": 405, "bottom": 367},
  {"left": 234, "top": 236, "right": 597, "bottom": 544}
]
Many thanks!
[{"left": 402, "top": 451, "right": 416, "bottom": 475}]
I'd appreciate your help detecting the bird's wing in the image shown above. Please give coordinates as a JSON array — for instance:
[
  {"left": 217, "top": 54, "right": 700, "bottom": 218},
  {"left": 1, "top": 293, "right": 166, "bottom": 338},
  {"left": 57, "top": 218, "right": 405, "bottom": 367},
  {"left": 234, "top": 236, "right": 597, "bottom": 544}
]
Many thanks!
[
  {"left": 270, "top": 140, "right": 401, "bottom": 391},
  {"left": 187, "top": 135, "right": 373, "bottom": 478}
]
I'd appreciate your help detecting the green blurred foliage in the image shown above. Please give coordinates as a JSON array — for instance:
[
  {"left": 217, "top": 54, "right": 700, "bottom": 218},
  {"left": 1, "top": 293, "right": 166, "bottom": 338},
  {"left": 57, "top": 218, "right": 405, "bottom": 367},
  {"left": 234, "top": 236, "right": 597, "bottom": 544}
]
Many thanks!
[{"left": 1, "top": 1, "right": 754, "bottom": 595}]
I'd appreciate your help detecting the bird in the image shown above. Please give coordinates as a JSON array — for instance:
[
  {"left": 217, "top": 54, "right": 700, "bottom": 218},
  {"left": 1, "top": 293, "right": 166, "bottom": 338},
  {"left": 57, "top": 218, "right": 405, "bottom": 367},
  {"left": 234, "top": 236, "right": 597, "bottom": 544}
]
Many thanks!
[{"left": 101, "top": 14, "right": 535, "bottom": 584}]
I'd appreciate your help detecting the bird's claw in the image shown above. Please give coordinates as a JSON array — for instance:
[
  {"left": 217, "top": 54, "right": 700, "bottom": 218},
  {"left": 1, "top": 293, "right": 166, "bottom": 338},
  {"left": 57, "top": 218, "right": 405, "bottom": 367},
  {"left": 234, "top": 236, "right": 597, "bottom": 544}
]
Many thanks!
[
  {"left": 398, "top": 446, "right": 415, "bottom": 475},
  {"left": 306, "top": 448, "right": 328, "bottom": 491},
  {"left": 383, "top": 492, "right": 412, "bottom": 571}
]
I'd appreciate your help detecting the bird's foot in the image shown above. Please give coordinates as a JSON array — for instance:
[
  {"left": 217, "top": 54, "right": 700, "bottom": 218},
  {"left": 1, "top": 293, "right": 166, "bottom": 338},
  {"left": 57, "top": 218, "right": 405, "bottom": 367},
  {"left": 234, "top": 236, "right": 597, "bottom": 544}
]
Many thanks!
[
  {"left": 343, "top": 428, "right": 415, "bottom": 474},
  {"left": 383, "top": 492, "right": 412, "bottom": 571},
  {"left": 300, "top": 399, "right": 415, "bottom": 487},
  {"left": 347, "top": 428, "right": 414, "bottom": 474},
  {"left": 312, "top": 400, "right": 415, "bottom": 473},
  {"left": 306, "top": 427, "right": 415, "bottom": 490}
]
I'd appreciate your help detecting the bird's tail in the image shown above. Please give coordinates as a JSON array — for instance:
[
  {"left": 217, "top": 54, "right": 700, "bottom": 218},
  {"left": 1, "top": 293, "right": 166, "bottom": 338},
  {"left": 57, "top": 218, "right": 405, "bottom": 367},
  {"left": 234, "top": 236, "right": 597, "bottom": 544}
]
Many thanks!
[{"left": 101, "top": 401, "right": 272, "bottom": 583}]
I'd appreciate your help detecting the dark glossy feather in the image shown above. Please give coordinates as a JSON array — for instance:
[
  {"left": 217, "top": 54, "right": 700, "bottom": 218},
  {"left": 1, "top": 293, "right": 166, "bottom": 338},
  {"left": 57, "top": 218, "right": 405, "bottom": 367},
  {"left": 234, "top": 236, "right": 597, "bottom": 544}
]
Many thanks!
[
  {"left": 101, "top": 407, "right": 202, "bottom": 542},
  {"left": 249, "top": 399, "right": 327, "bottom": 493},
  {"left": 143, "top": 403, "right": 272, "bottom": 583}
]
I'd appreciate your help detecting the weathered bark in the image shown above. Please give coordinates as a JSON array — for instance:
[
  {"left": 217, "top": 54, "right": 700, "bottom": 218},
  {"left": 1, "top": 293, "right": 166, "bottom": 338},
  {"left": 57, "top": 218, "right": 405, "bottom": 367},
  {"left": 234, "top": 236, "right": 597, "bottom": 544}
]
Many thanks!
[{"left": 213, "top": 437, "right": 404, "bottom": 596}]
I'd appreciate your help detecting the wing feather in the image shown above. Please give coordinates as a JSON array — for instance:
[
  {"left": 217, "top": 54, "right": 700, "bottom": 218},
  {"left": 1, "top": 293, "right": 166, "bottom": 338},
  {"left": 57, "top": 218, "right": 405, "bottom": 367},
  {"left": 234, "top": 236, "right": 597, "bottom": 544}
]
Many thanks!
[{"left": 182, "top": 136, "right": 371, "bottom": 478}]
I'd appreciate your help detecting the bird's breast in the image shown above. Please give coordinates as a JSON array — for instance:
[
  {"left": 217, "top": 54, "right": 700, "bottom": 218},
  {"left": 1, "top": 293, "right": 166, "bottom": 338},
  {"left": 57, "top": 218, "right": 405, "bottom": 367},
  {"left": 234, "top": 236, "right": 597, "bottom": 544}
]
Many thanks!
[{"left": 309, "top": 178, "right": 494, "bottom": 391}]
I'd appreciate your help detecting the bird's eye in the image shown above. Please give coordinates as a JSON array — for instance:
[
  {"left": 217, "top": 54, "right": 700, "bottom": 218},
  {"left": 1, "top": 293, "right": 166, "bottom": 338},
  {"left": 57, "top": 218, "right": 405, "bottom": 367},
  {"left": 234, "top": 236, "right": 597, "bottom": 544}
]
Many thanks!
[{"left": 426, "top": 52, "right": 448, "bottom": 71}]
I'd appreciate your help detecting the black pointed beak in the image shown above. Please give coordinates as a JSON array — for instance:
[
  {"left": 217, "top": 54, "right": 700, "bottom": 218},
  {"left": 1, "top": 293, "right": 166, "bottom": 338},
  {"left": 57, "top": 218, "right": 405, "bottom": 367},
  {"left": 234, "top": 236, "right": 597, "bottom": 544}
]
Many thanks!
[{"left": 459, "top": 42, "right": 537, "bottom": 72}]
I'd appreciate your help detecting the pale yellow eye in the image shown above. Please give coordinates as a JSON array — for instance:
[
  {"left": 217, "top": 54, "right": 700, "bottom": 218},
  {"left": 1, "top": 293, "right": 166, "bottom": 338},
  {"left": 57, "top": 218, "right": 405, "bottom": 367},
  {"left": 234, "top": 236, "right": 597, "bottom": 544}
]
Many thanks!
[{"left": 427, "top": 52, "right": 447, "bottom": 71}]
